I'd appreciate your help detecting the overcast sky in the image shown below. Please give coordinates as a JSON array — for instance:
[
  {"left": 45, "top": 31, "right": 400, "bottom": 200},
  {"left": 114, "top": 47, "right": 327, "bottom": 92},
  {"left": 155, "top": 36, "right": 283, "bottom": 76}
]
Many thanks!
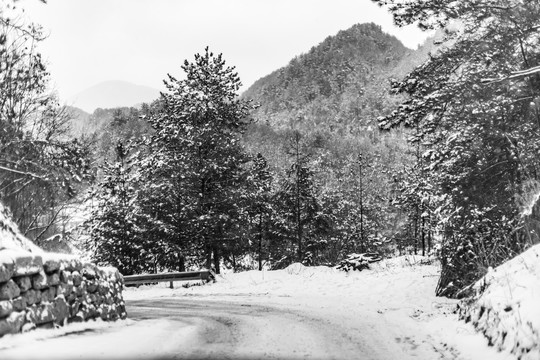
[{"left": 22, "top": 0, "right": 431, "bottom": 100}]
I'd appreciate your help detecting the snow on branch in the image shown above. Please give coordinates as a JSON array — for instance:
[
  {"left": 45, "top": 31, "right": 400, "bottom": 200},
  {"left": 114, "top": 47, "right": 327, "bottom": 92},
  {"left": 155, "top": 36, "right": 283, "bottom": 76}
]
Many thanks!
[
  {"left": 481, "top": 65, "right": 540, "bottom": 84},
  {"left": 0, "top": 165, "right": 44, "bottom": 180}
]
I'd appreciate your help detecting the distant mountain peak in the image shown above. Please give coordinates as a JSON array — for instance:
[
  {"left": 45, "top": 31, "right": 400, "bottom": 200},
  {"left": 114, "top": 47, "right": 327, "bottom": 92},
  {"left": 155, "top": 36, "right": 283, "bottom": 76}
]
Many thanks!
[{"left": 68, "top": 80, "right": 160, "bottom": 113}]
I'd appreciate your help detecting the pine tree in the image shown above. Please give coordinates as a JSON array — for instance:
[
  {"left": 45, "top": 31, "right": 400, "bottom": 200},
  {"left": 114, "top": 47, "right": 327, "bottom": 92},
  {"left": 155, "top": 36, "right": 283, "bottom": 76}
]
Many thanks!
[
  {"left": 141, "top": 48, "right": 255, "bottom": 273},
  {"left": 87, "top": 142, "right": 148, "bottom": 275},
  {"left": 245, "top": 153, "right": 273, "bottom": 270},
  {"left": 275, "top": 131, "right": 327, "bottom": 265}
]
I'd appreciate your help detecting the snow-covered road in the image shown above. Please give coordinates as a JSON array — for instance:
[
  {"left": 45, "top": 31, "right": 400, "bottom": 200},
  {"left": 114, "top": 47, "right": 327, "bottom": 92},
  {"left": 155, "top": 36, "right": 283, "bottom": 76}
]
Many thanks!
[
  {"left": 0, "top": 258, "right": 516, "bottom": 359},
  {"left": 0, "top": 296, "right": 422, "bottom": 359},
  {"left": 0, "top": 296, "right": 467, "bottom": 360},
  {"left": 129, "top": 297, "right": 384, "bottom": 359}
]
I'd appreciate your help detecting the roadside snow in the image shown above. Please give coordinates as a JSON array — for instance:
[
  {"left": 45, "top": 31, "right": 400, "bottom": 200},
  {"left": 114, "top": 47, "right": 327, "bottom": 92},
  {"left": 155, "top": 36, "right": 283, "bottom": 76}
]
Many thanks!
[
  {"left": 459, "top": 244, "right": 540, "bottom": 360},
  {"left": 0, "top": 319, "right": 133, "bottom": 351},
  {"left": 0, "top": 317, "right": 194, "bottom": 360},
  {"left": 125, "top": 256, "right": 512, "bottom": 360}
]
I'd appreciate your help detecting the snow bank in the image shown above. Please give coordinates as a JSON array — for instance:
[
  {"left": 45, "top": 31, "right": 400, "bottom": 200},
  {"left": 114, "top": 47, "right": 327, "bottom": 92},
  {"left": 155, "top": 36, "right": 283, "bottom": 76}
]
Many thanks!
[
  {"left": 459, "top": 244, "right": 540, "bottom": 359},
  {"left": 126, "top": 256, "right": 439, "bottom": 301}
]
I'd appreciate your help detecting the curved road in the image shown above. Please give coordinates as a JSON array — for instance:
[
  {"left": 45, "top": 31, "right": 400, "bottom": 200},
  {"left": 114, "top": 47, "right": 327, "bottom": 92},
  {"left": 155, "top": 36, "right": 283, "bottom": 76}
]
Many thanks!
[
  {"left": 0, "top": 296, "right": 454, "bottom": 360},
  {"left": 127, "top": 297, "right": 381, "bottom": 360}
]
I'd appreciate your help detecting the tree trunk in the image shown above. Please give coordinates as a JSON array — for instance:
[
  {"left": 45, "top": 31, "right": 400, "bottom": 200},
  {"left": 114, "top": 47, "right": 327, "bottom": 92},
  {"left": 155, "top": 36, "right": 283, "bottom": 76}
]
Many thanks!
[
  {"left": 414, "top": 208, "right": 418, "bottom": 255},
  {"left": 359, "top": 155, "right": 364, "bottom": 253},
  {"left": 421, "top": 205, "right": 426, "bottom": 256},
  {"left": 296, "top": 178, "right": 302, "bottom": 262},
  {"left": 212, "top": 245, "right": 220, "bottom": 274},
  {"left": 179, "top": 256, "right": 185, "bottom": 272},
  {"left": 205, "top": 241, "right": 212, "bottom": 270},
  {"left": 428, "top": 224, "right": 432, "bottom": 254},
  {"left": 258, "top": 213, "right": 263, "bottom": 271},
  {"left": 294, "top": 133, "right": 303, "bottom": 263}
]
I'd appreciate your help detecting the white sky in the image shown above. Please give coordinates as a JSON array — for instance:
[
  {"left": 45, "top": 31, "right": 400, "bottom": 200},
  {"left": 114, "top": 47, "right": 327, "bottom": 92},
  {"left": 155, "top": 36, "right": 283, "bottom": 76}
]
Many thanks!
[{"left": 21, "top": 0, "right": 431, "bottom": 100}]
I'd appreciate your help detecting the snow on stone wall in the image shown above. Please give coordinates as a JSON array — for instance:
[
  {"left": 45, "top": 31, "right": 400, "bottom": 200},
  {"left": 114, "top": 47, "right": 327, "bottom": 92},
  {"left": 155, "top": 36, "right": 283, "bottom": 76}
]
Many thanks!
[
  {"left": 0, "top": 203, "right": 127, "bottom": 337},
  {"left": 458, "top": 244, "right": 540, "bottom": 360},
  {"left": 0, "top": 250, "right": 127, "bottom": 336}
]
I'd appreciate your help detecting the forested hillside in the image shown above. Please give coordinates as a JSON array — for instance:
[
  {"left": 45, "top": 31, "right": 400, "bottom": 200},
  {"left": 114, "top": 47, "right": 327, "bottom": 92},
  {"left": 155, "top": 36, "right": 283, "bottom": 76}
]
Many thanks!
[
  {"left": 243, "top": 23, "right": 410, "bottom": 133},
  {"left": 66, "top": 106, "right": 154, "bottom": 164},
  {"left": 235, "top": 23, "right": 438, "bottom": 269}
]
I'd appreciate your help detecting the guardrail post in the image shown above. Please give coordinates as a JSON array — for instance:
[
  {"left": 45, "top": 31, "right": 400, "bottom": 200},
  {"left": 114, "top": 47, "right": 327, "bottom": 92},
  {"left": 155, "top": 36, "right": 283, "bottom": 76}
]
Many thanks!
[{"left": 169, "top": 281, "right": 173, "bottom": 289}]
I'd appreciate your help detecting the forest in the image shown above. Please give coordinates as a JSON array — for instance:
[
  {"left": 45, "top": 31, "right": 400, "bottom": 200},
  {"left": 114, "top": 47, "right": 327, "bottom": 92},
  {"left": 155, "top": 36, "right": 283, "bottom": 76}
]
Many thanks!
[{"left": 2, "top": 0, "right": 540, "bottom": 299}]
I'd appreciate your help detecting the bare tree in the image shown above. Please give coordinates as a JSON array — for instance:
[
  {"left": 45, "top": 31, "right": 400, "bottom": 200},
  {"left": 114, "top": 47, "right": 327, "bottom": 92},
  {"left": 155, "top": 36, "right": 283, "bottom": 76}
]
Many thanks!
[{"left": 0, "top": 0, "right": 89, "bottom": 245}]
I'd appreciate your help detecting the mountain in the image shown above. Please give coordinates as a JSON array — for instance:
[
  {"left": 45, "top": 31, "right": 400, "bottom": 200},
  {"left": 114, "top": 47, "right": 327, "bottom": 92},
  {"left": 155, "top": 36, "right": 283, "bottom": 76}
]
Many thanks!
[
  {"left": 238, "top": 22, "right": 439, "bottom": 181},
  {"left": 242, "top": 23, "right": 427, "bottom": 134},
  {"left": 68, "top": 80, "right": 160, "bottom": 113}
]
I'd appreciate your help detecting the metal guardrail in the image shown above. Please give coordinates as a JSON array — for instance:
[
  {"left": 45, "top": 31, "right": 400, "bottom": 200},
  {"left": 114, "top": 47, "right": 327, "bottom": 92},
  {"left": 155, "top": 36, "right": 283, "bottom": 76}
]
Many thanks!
[{"left": 123, "top": 270, "right": 215, "bottom": 287}]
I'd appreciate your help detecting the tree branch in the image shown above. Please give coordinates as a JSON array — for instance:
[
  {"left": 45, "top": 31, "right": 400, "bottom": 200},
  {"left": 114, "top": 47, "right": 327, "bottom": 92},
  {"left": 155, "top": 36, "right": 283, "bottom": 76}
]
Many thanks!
[
  {"left": 481, "top": 65, "right": 540, "bottom": 84},
  {"left": 0, "top": 165, "right": 44, "bottom": 180}
]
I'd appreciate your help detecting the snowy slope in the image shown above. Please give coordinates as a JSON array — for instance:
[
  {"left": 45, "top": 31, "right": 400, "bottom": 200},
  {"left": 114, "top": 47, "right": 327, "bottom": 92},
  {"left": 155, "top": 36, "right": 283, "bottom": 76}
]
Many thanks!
[
  {"left": 0, "top": 203, "right": 42, "bottom": 253},
  {"left": 459, "top": 244, "right": 540, "bottom": 359}
]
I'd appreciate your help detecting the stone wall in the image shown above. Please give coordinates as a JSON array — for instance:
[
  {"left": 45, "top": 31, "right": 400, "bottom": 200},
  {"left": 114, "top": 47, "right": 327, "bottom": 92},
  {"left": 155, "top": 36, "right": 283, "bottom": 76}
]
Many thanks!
[{"left": 0, "top": 249, "right": 126, "bottom": 336}]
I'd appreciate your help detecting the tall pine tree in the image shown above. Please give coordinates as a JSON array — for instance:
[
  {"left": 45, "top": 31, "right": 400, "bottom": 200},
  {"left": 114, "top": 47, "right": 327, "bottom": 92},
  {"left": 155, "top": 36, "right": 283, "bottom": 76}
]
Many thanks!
[{"left": 141, "top": 48, "right": 255, "bottom": 273}]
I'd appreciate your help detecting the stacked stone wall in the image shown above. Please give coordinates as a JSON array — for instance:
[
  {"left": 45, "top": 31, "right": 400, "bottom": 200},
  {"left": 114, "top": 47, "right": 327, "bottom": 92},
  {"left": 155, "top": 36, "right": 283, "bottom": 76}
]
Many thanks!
[{"left": 0, "top": 249, "right": 126, "bottom": 336}]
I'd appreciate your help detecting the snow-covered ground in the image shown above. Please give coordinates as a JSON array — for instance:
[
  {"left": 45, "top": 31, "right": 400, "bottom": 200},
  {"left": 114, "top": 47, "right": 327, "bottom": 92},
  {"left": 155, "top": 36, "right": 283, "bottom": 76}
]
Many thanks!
[
  {"left": 124, "top": 256, "right": 513, "bottom": 359},
  {"left": 0, "top": 255, "right": 523, "bottom": 359},
  {"left": 459, "top": 244, "right": 540, "bottom": 360}
]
